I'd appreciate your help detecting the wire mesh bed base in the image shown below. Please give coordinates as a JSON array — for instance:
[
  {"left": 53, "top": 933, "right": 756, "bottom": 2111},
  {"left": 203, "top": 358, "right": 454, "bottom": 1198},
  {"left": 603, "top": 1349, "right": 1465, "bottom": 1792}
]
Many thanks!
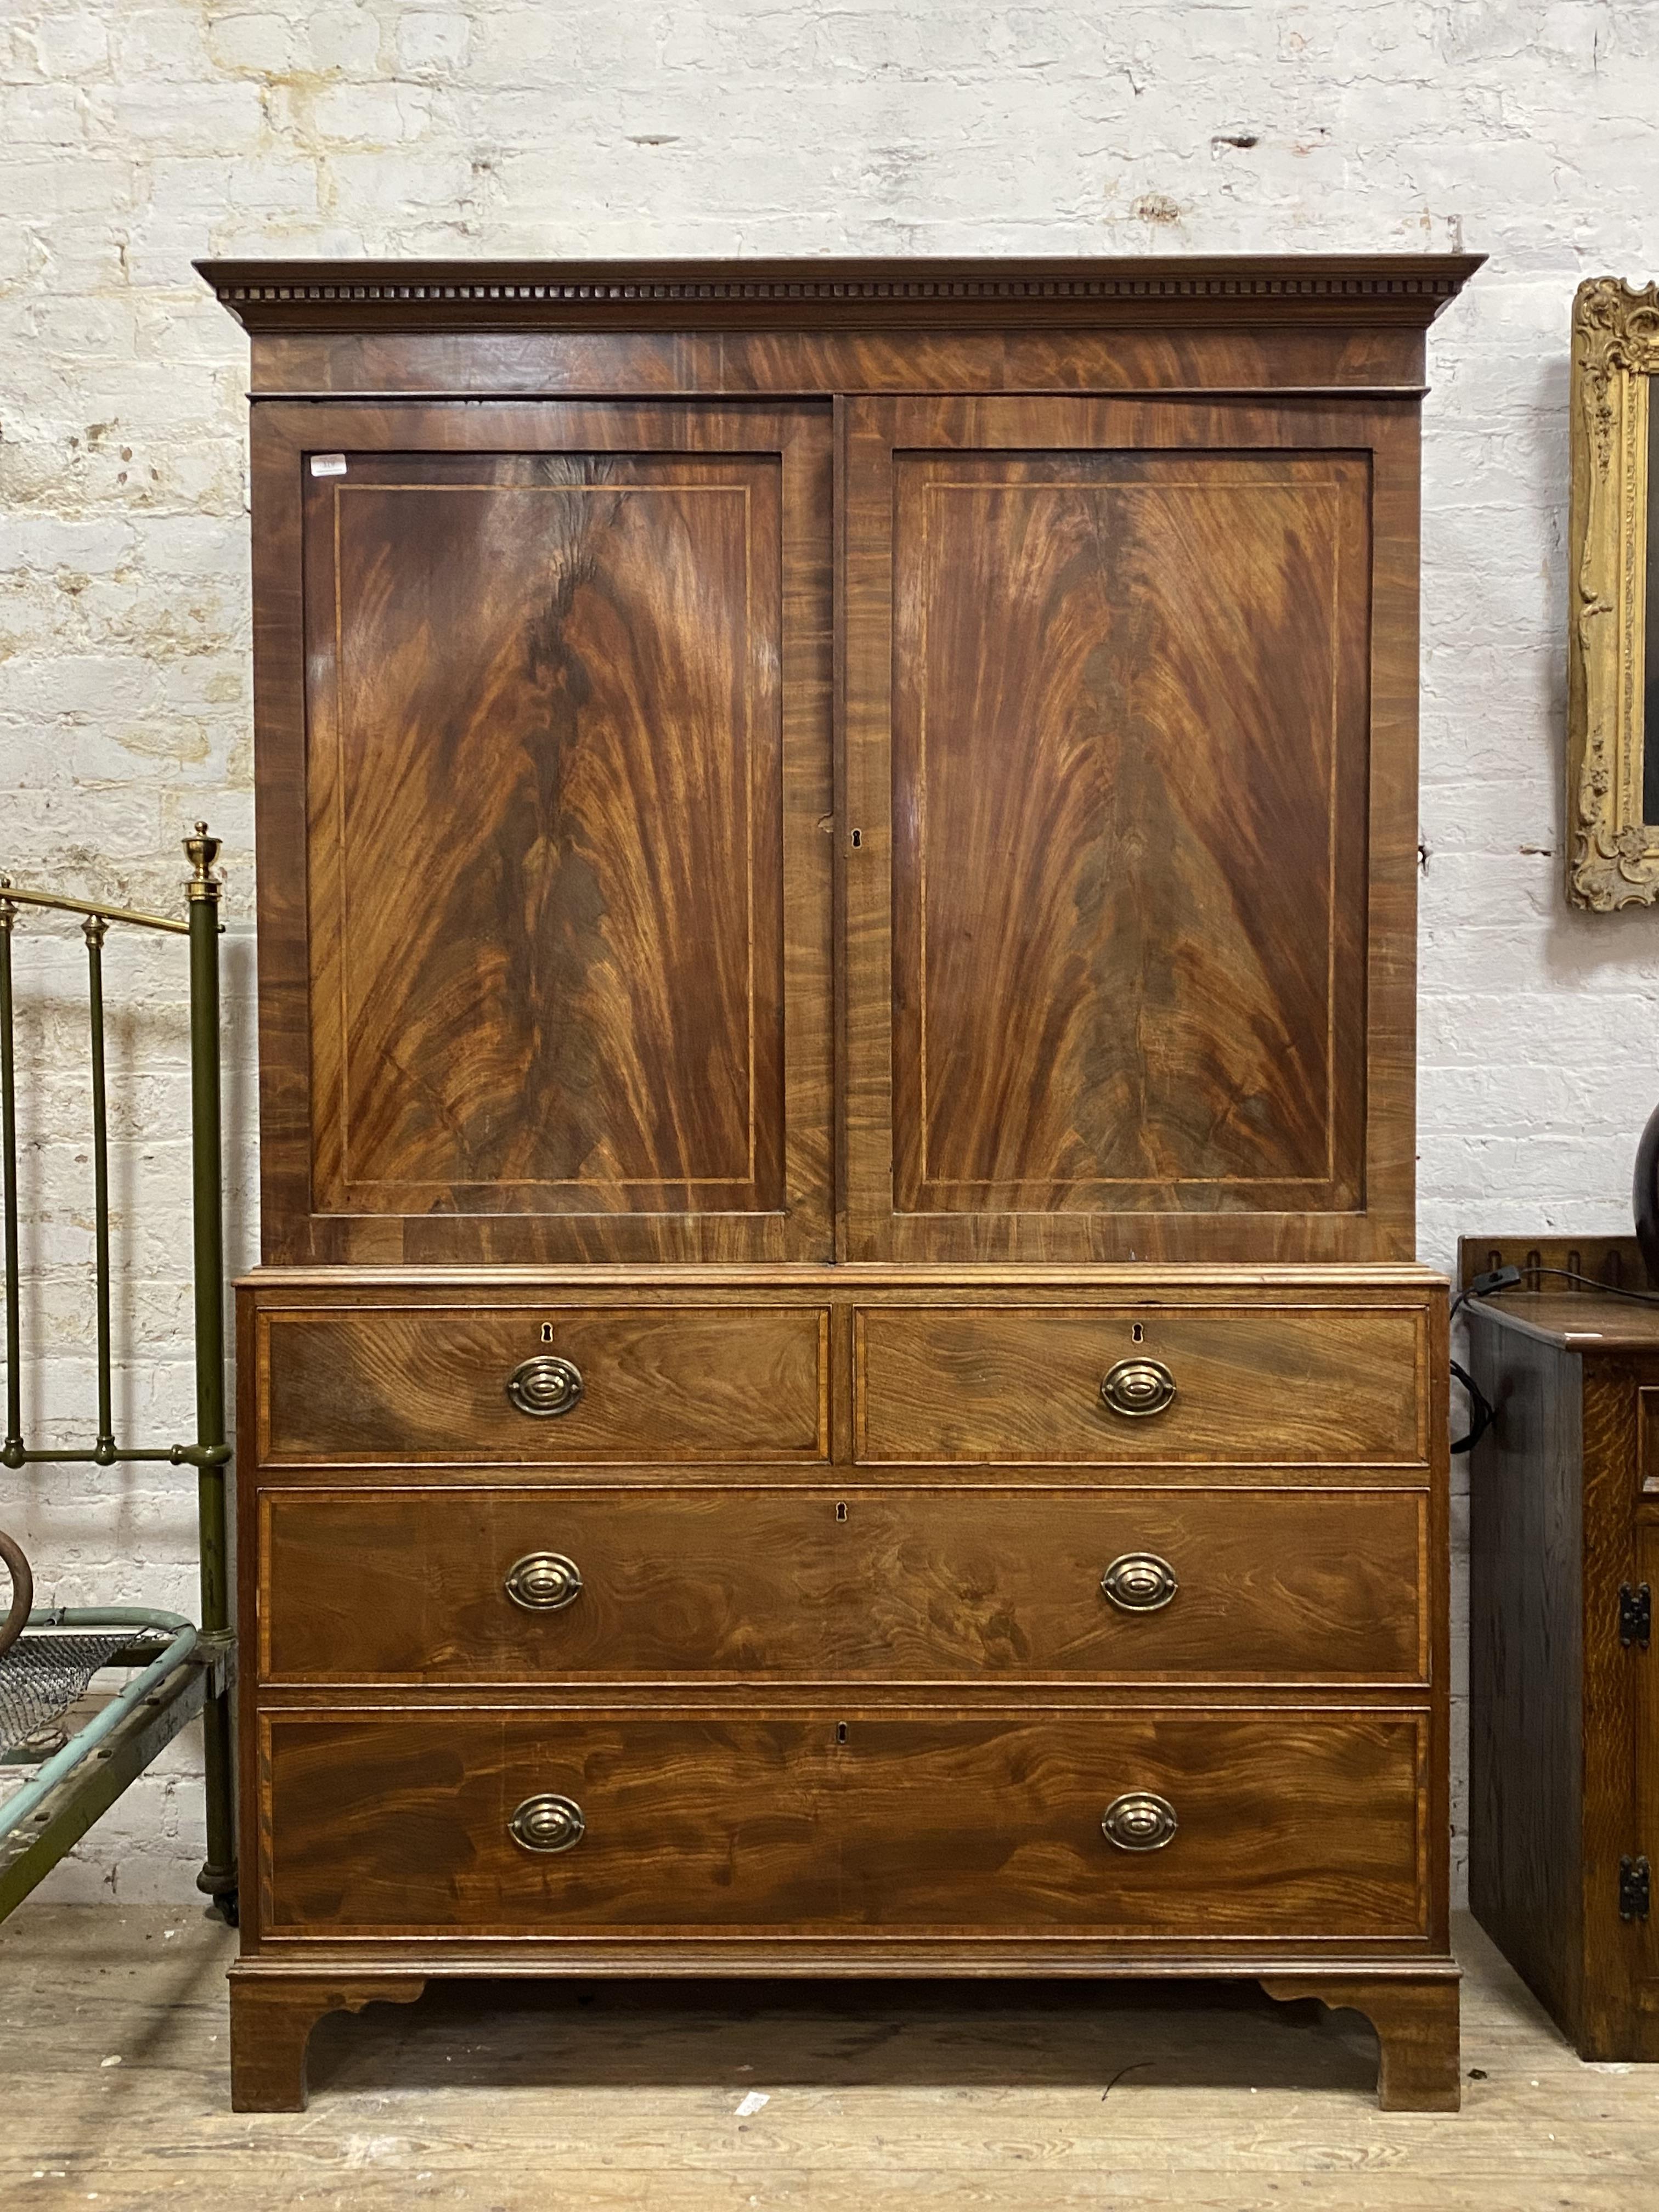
[
  {"left": 1, "top": 1626, "right": 172, "bottom": 1756},
  {"left": 0, "top": 1604, "right": 206, "bottom": 1752}
]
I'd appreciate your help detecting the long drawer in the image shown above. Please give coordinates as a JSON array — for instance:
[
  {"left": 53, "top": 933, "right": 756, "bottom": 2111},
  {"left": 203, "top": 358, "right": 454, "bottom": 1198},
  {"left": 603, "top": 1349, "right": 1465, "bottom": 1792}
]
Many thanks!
[
  {"left": 257, "top": 1486, "right": 1428, "bottom": 1685},
  {"left": 855, "top": 1305, "right": 1427, "bottom": 1465},
  {"left": 255, "top": 1304, "right": 831, "bottom": 1465},
  {"left": 258, "top": 1707, "right": 1428, "bottom": 1939}
]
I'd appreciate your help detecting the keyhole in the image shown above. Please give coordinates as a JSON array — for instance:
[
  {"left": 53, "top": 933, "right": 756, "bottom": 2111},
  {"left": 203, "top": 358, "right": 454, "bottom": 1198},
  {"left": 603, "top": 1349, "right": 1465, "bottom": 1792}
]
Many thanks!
[
  {"left": 850, "top": 828, "right": 863, "bottom": 849},
  {"left": 1132, "top": 1323, "right": 1144, "bottom": 1344},
  {"left": 836, "top": 1502, "right": 848, "bottom": 1522},
  {"left": 541, "top": 1323, "right": 555, "bottom": 1344},
  {"left": 836, "top": 1722, "right": 849, "bottom": 1744}
]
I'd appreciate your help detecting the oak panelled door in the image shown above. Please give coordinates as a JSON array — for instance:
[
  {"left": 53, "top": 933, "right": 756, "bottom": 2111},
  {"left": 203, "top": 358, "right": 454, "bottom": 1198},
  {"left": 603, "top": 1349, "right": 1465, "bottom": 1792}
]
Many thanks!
[
  {"left": 844, "top": 395, "right": 1417, "bottom": 1263},
  {"left": 253, "top": 403, "right": 832, "bottom": 1265}
]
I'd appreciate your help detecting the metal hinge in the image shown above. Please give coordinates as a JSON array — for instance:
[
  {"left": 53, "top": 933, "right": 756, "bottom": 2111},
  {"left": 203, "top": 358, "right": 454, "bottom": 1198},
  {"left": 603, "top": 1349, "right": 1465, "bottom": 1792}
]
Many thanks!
[
  {"left": 1619, "top": 1582, "right": 1651, "bottom": 1649},
  {"left": 1620, "top": 1856, "right": 1651, "bottom": 1922}
]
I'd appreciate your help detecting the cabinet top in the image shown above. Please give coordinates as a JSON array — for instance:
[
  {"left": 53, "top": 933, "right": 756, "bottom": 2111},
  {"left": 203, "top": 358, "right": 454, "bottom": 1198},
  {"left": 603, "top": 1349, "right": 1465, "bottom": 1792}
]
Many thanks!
[
  {"left": 1458, "top": 1236, "right": 1659, "bottom": 1347},
  {"left": 1467, "top": 1293, "right": 1659, "bottom": 1351},
  {"left": 195, "top": 252, "right": 1483, "bottom": 335}
]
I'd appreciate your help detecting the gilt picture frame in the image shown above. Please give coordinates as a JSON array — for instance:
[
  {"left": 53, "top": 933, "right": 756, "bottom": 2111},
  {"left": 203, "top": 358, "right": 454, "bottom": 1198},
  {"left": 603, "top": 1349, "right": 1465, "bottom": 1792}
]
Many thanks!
[{"left": 1568, "top": 276, "right": 1659, "bottom": 909}]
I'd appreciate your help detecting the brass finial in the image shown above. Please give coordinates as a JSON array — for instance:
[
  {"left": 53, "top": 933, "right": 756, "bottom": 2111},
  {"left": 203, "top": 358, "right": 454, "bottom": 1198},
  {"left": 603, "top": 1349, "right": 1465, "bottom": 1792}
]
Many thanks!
[{"left": 185, "top": 820, "right": 222, "bottom": 902}]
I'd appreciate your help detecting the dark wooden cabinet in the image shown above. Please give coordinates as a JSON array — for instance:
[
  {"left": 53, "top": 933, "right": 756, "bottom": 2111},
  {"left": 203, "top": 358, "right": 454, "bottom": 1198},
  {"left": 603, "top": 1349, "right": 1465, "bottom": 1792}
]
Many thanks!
[
  {"left": 1464, "top": 1235, "right": 1659, "bottom": 2057},
  {"left": 204, "top": 254, "right": 1477, "bottom": 2114}
]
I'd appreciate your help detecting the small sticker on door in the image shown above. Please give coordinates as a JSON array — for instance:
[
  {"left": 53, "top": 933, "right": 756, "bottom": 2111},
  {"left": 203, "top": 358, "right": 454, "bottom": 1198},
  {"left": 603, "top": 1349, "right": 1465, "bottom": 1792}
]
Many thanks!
[{"left": 310, "top": 453, "right": 348, "bottom": 477}]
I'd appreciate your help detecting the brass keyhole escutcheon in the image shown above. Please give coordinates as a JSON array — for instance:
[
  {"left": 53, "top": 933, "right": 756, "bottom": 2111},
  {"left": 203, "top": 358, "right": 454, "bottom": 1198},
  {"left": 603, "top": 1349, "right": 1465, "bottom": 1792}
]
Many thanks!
[
  {"left": 506, "top": 1353, "right": 584, "bottom": 1418},
  {"left": 1102, "top": 1791, "right": 1178, "bottom": 1852},
  {"left": 1101, "top": 1552, "right": 1178, "bottom": 1612},
  {"left": 504, "top": 1551, "right": 583, "bottom": 1611},
  {"left": 1100, "top": 1357, "right": 1176, "bottom": 1419},
  {"left": 509, "top": 1792, "right": 585, "bottom": 1854}
]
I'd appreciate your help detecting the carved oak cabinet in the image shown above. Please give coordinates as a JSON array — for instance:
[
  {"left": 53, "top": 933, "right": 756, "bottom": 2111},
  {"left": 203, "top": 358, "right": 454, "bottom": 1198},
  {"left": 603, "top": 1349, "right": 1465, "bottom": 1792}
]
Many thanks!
[{"left": 201, "top": 253, "right": 1478, "bottom": 2112}]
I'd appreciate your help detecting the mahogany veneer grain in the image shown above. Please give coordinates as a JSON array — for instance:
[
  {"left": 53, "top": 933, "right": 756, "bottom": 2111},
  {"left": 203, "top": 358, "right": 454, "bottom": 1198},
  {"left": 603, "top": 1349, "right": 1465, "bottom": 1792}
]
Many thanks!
[
  {"left": 213, "top": 254, "right": 1475, "bottom": 2112},
  {"left": 257, "top": 1483, "right": 1430, "bottom": 1688},
  {"left": 257, "top": 1706, "right": 1430, "bottom": 1940}
]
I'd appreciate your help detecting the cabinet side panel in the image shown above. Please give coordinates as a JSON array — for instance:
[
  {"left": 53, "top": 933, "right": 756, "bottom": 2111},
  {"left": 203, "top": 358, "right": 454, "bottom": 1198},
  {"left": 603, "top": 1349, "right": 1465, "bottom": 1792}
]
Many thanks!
[
  {"left": 1582, "top": 1356, "right": 1649, "bottom": 2054},
  {"left": 1634, "top": 1514, "right": 1659, "bottom": 2018},
  {"left": 250, "top": 409, "right": 336, "bottom": 1261},
  {"left": 1359, "top": 404, "right": 1421, "bottom": 1256},
  {"left": 1466, "top": 1314, "right": 1585, "bottom": 2033}
]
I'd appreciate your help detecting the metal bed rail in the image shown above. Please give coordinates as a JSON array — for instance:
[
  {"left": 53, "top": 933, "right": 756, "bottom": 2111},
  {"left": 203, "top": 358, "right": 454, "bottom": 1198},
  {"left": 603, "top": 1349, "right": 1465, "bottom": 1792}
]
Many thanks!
[{"left": 0, "top": 826, "right": 237, "bottom": 1922}]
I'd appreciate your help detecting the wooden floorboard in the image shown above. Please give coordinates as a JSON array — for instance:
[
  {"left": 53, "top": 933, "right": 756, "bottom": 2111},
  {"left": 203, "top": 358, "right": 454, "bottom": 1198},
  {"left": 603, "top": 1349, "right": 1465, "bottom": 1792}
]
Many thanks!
[{"left": 0, "top": 1908, "right": 1652, "bottom": 2209}]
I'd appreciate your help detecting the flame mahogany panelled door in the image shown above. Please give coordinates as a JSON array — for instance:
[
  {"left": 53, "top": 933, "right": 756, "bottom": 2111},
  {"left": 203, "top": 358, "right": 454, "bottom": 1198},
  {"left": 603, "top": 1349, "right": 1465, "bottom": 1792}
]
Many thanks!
[
  {"left": 251, "top": 402, "right": 832, "bottom": 1265},
  {"left": 844, "top": 395, "right": 1418, "bottom": 1263},
  {"left": 252, "top": 391, "right": 1414, "bottom": 1268}
]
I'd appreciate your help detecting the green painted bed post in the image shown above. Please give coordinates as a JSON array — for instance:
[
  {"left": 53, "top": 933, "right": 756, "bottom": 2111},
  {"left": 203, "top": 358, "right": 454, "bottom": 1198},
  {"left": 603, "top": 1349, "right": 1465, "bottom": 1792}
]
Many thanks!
[
  {"left": 185, "top": 823, "right": 236, "bottom": 1909},
  {"left": 82, "top": 914, "right": 115, "bottom": 1462}
]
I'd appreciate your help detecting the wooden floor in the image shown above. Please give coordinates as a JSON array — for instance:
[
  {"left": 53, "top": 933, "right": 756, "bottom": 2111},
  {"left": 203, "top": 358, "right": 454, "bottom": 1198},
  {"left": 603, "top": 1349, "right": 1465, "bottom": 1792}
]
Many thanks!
[{"left": 0, "top": 1908, "right": 1652, "bottom": 2210}]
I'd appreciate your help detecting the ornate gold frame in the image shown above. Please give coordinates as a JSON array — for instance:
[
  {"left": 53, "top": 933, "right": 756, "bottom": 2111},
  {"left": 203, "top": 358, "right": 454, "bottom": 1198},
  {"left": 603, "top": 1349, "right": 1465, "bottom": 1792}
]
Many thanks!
[{"left": 1568, "top": 277, "right": 1659, "bottom": 907}]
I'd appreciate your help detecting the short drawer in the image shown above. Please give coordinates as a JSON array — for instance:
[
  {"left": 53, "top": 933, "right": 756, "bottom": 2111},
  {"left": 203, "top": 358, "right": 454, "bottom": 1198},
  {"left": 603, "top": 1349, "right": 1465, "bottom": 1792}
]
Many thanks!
[
  {"left": 259, "top": 1707, "right": 1428, "bottom": 1939},
  {"left": 855, "top": 1304, "right": 1427, "bottom": 1466},
  {"left": 257, "top": 1486, "right": 1427, "bottom": 1685},
  {"left": 254, "top": 1304, "right": 830, "bottom": 1465}
]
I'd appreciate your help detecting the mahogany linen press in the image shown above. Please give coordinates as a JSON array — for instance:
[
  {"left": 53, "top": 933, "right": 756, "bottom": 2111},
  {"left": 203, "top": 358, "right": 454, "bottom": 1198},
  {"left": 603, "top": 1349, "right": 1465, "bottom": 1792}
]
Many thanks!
[{"left": 201, "top": 253, "right": 1479, "bottom": 2111}]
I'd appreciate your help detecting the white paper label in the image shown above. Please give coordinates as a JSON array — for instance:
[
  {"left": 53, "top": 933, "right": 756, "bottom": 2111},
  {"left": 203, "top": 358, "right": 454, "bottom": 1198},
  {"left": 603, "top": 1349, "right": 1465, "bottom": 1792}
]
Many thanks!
[
  {"left": 310, "top": 453, "right": 348, "bottom": 477},
  {"left": 733, "top": 2092, "right": 769, "bottom": 2118}
]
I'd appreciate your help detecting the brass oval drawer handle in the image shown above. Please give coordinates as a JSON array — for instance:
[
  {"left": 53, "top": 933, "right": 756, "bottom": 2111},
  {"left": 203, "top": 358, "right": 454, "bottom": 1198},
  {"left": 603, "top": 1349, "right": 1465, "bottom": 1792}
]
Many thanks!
[
  {"left": 1100, "top": 1357, "right": 1176, "bottom": 1419},
  {"left": 506, "top": 1353, "right": 584, "bottom": 1418},
  {"left": 504, "top": 1551, "right": 583, "bottom": 1611},
  {"left": 1102, "top": 1791, "right": 1178, "bottom": 1852},
  {"left": 1101, "top": 1552, "right": 1178, "bottom": 1612},
  {"left": 509, "top": 1792, "right": 585, "bottom": 1854}
]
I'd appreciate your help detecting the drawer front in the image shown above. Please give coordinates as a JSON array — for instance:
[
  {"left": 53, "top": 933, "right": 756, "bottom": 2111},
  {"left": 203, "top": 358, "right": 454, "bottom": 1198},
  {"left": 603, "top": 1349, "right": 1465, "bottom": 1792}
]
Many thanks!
[
  {"left": 258, "top": 1486, "right": 1427, "bottom": 1685},
  {"left": 256, "top": 1305, "right": 830, "bottom": 1465},
  {"left": 260, "top": 1708, "right": 1427, "bottom": 1939},
  {"left": 260, "top": 1486, "right": 842, "bottom": 1681},
  {"left": 856, "top": 1305, "right": 1427, "bottom": 1466}
]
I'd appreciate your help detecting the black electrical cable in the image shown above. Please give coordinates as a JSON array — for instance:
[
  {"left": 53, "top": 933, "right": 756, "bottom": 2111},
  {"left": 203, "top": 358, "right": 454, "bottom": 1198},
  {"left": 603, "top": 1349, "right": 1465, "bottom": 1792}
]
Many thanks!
[
  {"left": 1449, "top": 1262, "right": 1659, "bottom": 1454},
  {"left": 1445, "top": 1268, "right": 1515, "bottom": 1452},
  {"left": 1449, "top": 1358, "right": 1494, "bottom": 1455},
  {"left": 1479, "top": 1263, "right": 1659, "bottom": 1308}
]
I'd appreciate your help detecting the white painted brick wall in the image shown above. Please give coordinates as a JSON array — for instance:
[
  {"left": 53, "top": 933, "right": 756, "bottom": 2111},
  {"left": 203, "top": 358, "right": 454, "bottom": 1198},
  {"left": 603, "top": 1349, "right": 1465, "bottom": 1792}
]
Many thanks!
[{"left": 2, "top": 0, "right": 1656, "bottom": 1905}]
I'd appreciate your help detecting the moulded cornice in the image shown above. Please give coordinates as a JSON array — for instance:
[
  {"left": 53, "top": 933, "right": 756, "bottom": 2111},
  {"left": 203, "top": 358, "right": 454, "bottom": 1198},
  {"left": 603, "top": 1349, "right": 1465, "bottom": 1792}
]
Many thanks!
[{"left": 195, "top": 253, "right": 1484, "bottom": 334}]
